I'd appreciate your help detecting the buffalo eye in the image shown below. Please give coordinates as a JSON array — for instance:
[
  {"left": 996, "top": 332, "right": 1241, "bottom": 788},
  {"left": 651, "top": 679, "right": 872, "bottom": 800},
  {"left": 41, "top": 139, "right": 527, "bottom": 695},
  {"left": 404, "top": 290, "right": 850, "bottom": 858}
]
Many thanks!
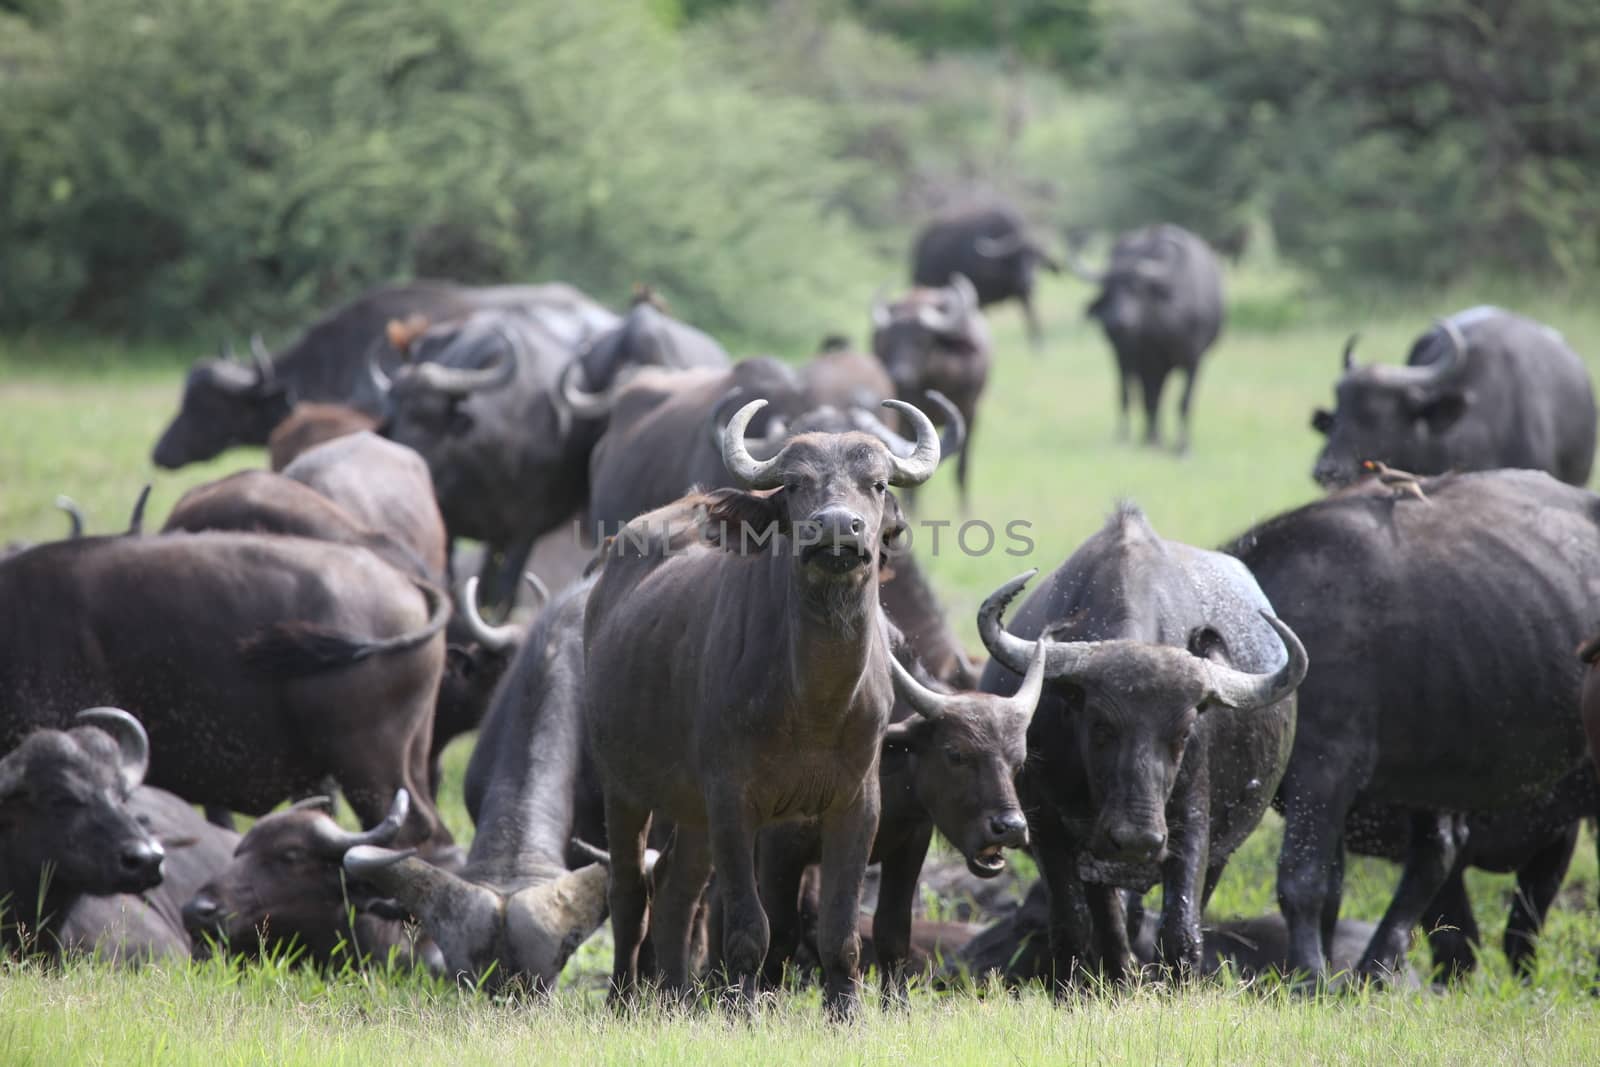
[
  {"left": 943, "top": 746, "right": 968, "bottom": 767},
  {"left": 279, "top": 848, "right": 309, "bottom": 865},
  {"left": 873, "top": 480, "right": 887, "bottom": 494},
  {"left": 1091, "top": 722, "right": 1116, "bottom": 750}
]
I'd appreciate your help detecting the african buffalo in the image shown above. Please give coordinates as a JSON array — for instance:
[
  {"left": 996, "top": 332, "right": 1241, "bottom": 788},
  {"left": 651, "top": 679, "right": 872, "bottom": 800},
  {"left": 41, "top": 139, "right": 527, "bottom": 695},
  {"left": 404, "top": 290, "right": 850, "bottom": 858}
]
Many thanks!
[
  {"left": 755, "top": 601, "right": 1047, "bottom": 1000},
  {"left": 584, "top": 398, "right": 941, "bottom": 1015},
  {"left": 57, "top": 784, "right": 238, "bottom": 964},
  {"left": 183, "top": 791, "right": 438, "bottom": 970},
  {"left": 1310, "top": 306, "right": 1596, "bottom": 488},
  {"left": 268, "top": 403, "right": 380, "bottom": 471},
  {"left": 0, "top": 709, "right": 165, "bottom": 954},
  {"left": 347, "top": 576, "right": 613, "bottom": 990},
  {"left": 152, "top": 281, "right": 615, "bottom": 469},
  {"left": 978, "top": 506, "right": 1307, "bottom": 983},
  {"left": 1068, "top": 224, "right": 1224, "bottom": 453},
  {"left": 1225, "top": 469, "right": 1600, "bottom": 979},
  {"left": 376, "top": 302, "right": 723, "bottom": 613},
  {"left": 911, "top": 205, "right": 1060, "bottom": 348},
  {"left": 871, "top": 275, "right": 991, "bottom": 508},
  {"left": 0, "top": 532, "right": 455, "bottom": 856}
]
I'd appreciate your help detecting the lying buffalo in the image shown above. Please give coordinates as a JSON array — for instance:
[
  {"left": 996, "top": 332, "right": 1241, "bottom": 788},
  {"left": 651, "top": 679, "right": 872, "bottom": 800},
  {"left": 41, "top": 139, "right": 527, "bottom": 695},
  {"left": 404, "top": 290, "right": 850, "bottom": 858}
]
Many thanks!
[
  {"left": 152, "top": 282, "right": 615, "bottom": 469},
  {"left": 0, "top": 532, "right": 455, "bottom": 856},
  {"left": 584, "top": 399, "right": 941, "bottom": 1016},
  {"left": 58, "top": 784, "right": 238, "bottom": 964},
  {"left": 1068, "top": 224, "right": 1224, "bottom": 453},
  {"left": 0, "top": 709, "right": 166, "bottom": 955},
  {"left": 377, "top": 302, "right": 724, "bottom": 613},
  {"left": 755, "top": 606, "right": 1047, "bottom": 1000},
  {"left": 1226, "top": 469, "right": 1600, "bottom": 979},
  {"left": 1310, "top": 306, "right": 1595, "bottom": 488},
  {"left": 871, "top": 275, "right": 991, "bottom": 508},
  {"left": 911, "top": 204, "right": 1060, "bottom": 348},
  {"left": 349, "top": 577, "right": 612, "bottom": 990},
  {"left": 979, "top": 506, "right": 1307, "bottom": 984},
  {"left": 184, "top": 791, "right": 438, "bottom": 970}
]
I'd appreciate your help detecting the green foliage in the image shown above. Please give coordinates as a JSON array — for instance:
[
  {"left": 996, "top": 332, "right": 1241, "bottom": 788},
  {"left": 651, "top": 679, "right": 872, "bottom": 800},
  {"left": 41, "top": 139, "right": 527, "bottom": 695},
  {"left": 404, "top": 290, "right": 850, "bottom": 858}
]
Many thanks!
[
  {"left": 1089, "top": 0, "right": 1600, "bottom": 281},
  {"left": 0, "top": 0, "right": 882, "bottom": 346}
]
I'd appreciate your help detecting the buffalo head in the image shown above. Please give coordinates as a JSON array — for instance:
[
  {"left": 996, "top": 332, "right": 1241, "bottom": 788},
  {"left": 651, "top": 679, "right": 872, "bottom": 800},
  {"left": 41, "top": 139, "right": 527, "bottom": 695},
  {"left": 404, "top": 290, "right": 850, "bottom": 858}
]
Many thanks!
[
  {"left": 153, "top": 339, "right": 291, "bottom": 468},
  {"left": 980, "top": 572, "right": 1307, "bottom": 887},
  {"left": 0, "top": 709, "right": 165, "bottom": 918},
  {"left": 183, "top": 791, "right": 414, "bottom": 965},
  {"left": 884, "top": 576, "right": 1047, "bottom": 879},
  {"left": 871, "top": 276, "right": 981, "bottom": 400},
  {"left": 1310, "top": 320, "right": 1472, "bottom": 488},
  {"left": 1082, "top": 232, "right": 1186, "bottom": 337}
]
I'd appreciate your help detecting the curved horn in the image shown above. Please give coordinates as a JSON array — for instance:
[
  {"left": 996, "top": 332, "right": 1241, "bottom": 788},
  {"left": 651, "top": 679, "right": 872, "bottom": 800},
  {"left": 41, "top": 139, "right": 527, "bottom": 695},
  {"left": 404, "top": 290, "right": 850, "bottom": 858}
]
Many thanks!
[
  {"left": 1377, "top": 317, "right": 1469, "bottom": 391},
  {"left": 887, "top": 653, "right": 960, "bottom": 721},
  {"left": 1342, "top": 333, "right": 1359, "bottom": 372},
  {"left": 54, "top": 495, "right": 84, "bottom": 538},
  {"left": 522, "top": 572, "right": 550, "bottom": 608},
  {"left": 569, "top": 838, "right": 611, "bottom": 866},
  {"left": 1430, "top": 316, "right": 1468, "bottom": 378},
  {"left": 721, "top": 399, "right": 786, "bottom": 489},
  {"left": 1002, "top": 638, "right": 1050, "bottom": 726},
  {"left": 203, "top": 358, "right": 264, "bottom": 396},
  {"left": 948, "top": 273, "right": 979, "bottom": 317},
  {"left": 250, "top": 334, "right": 273, "bottom": 385},
  {"left": 126, "top": 484, "right": 152, "bottom": 536},
  {"left": 881, "top": 399, "right": 940, "bottom": 486},
  {"left": 849, "top": 391, "right": 964, "bottom": 465},
  {"left": 924, "top": 390, "right": 966, "bottom": 460},
  {"left": 1200, "top": 613, "right": 1308, "bottom": 711},
  {"left": 554, "top": 357, "right": 616, "bottom": 421},
  {"left": 977, "top": 570, "right": 1098, "bottom": 680},
  {"left": 975, "top": 233, "right": 1027, "bottom": 258},
  {"left": 75, "top": 707, "right": 150, "bottom": 793},
  {"left": 870, "top": 284, "right": 892, "bottom": 331},
  {"left": 406, "top": 336, "right": 518, "bottom": 397},
  {"left": 458, "top": 577, "right": 520, "bottom": 652},
  {"left": 309, "top": 789, "right": 411, "bottom": 857}
]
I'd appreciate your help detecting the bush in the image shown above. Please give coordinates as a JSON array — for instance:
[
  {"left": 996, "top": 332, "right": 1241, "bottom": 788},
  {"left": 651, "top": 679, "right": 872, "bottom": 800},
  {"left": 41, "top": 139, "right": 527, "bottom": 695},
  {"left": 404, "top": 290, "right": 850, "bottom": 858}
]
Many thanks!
[{"left": 0, "top": 0, "right": 884, "bottom": 348}]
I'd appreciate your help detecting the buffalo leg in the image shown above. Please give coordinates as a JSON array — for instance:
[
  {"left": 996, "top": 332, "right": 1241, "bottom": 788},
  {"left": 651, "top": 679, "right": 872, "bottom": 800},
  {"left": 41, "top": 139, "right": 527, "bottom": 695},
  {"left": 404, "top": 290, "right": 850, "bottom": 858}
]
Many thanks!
[
  {"left": 1157, "top": 802, "right": 1210, "bottom": 978},
  {"left": 1030, "top": 811, "right": 1094, "bottom": 994},
  {"left": 756, "top": 833, "right": 810, "bottom": 989},
  {"left": 873, "top": 821, "right": 934, "bottom": 1005},
  {"left": 1021, "top": 291, "right": 1043, "bottom": 351},
  {"left": 1421, "top": 864, "right": 1478, "bottom": 983},
  {"left": 1139, "top": 365, "right": 1168, "bottom": 446},
  {"left": 954, "top": 408, "right": 975, "bottom": 515},
  {"left": 1174, "top": 364, "right": 1199, "bottom": 456},
  {"left": 708, "top": 795, "right": 768, "bottom": 1006},
  {"left": 1504, "top": 822, "right": 1578, "bottom": 979},
  {"left": 1115, "top": 364, "right": 1132, "bottom": 442},
  {"left": 1085, "top": 883, "right": 1135, "bottom": 983},
  {"left": 1360, "top": 811, "right": 1468, "bottom": 978},
  {"left": 603, "top": 793, "right": 653, "bottom": 1006},
  {"left": 817, "top": 781, "right": 879, "bottom": 1018},
  {"left": 1277, "top": 768, "right": 1359, "bottom": 979},
  {"left": 478, "top": 531, "right": 538, "bottom": 618},
  {"left": 652, "top": 826, "right": 713, "bottom": 998}
]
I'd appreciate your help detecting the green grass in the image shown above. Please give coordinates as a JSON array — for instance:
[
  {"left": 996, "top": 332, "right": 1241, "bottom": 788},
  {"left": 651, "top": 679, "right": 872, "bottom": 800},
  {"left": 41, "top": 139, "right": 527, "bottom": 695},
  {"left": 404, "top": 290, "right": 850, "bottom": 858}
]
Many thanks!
[{"left": 3, "top": 268, "right": 1600, "bottom": 1062}]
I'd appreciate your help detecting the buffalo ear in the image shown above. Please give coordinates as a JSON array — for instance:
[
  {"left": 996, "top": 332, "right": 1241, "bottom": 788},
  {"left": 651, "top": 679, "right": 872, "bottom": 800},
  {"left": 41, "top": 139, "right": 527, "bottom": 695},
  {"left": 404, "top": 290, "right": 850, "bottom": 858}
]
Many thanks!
[
  {"left": 447, "top": 406, "right": 476, "bottom": 437},
  {"left": 703, "top": 487, "right": 788, "bottom": 543},
  {"left": 1415, "top": 391, "right": 1468, "bottom": 436},
  {"left": 1310, "top": 408, "right": 1334, "bottom": 435},
  {"left": 445, "top": 644, "right": 477, "bottom": 680},
  {"left": 880, "top": 719, "right": 927, "bottom": 772}
]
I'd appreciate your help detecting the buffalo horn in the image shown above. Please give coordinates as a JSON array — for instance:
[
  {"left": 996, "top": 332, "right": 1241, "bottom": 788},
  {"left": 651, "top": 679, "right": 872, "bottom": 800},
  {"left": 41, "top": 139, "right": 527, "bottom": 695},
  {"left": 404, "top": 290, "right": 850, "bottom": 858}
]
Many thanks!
[
  {"left": 721, "top": 399, "right": 785, "bottom": 489},
  {"left": 407, "top": 332, "right": 519, "bottom": 396},
  {"left": 975, "top": 233, "right": 1028, "bottom": 258},
  {"left": 126, "top": 484, "right": 152, "bottom": 535},
  {"left": 1199, "top": 612, "right": 1309, "bottom": 711},
  {"left": 310, "top": 788, "right": 410, "bottom": 856},
  {"left": 977, "top": 569, "right": 1096, "bottom": 679},
  {"left": 881, "top": 399, "right": 940, "bottom": 486},
  {"left": 887, "top": 653, "right": 959, "bottom": 721},
  {"left": 1342, "top": 333, "right": 1360, "bottom": 372},
  {"left": 75, "top": 707, "right": 150, "bottom": 794},
  {"left": 458, "top": 576, "right": 521, "bottom": 652},
  {"left": 850, "top": 390, "right": 965, "bottom": 463},
  {"left": 54, "top": 495, "right": 84, "bottom": 538},
  {"left": 289, "top": 795, "right": 336, "bottom": 814},
  {"left": 523, "top": 572, "right": 550, "bottom": 607},
  {"left": 554, "top": 357, "right": 616, "bottom": 421},
  {"left": 249, "top": 334, "right": 274, "bottom": 385}
]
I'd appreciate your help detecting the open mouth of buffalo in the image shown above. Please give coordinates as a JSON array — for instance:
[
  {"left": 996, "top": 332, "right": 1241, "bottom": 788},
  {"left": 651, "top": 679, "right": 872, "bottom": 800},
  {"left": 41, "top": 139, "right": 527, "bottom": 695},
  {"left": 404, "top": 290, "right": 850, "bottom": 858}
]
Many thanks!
[
  {"left": 800, "top": 542, "right": 871, "bottom": 573},
  {"left": 965, "top": 843, "right": 1008, "bottom": 879}
]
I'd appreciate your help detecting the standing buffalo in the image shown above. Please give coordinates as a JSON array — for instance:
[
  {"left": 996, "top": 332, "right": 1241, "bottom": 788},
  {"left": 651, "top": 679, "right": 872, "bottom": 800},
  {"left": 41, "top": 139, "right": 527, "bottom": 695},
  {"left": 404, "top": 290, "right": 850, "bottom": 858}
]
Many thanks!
[
  {"left": 978, "top": 506, "right": 1307, "bottom": 983},
  {"left": 911, "top": 205, "right": 1060, "bottom": 348},
  {"left": 1225, "top": 469, "right": 1600, "bottom": 979},
  {"left": 152, "top": 281, "right": 615, "bottom": 469},
  {"left": 1310, "top": 306, "right": 1595, "bottom": 488},
  {"left": 0, "top": 533, "right": 455, "bottom": 856},
  {"left": 871, "top": 275, "right": 991, "bottom": 508},
  {"left": 584, "top": 399, "right": 941, "bottom": 1016},
  {"left": 1068, "top": 224, "right": 1224, "bottom": 454},
  {"left": 0, "top": 709, "right": 166, "bottom": 955}
]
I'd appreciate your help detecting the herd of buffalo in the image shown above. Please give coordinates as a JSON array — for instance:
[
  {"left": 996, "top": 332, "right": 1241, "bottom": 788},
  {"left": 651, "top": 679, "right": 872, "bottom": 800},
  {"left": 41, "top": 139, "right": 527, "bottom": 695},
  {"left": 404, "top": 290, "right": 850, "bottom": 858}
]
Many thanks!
[{"left": 7, "top": 204, "right": 1600, "bottom": 1017}]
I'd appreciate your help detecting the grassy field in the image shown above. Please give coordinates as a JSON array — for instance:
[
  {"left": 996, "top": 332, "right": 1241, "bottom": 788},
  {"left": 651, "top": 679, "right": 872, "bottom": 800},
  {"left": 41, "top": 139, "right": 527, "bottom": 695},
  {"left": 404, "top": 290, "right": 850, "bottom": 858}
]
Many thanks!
[{"left": 3, "top": 268, "right": 1600, "bottom": 1063}]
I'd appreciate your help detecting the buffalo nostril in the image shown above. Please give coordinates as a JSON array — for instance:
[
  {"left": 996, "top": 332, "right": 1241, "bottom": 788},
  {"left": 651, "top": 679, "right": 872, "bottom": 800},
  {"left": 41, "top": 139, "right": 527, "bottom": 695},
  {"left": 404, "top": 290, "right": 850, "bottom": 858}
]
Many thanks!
[
  {"left": 1107, "top": 825, "right": 1165, "bottom": 858},
  {"left": 850, "top": 518, "right": 862, "bottom": 534},
  {"left": 121, "top": 840, "right": 164, "bottom": 873},
  {"left": 184, "top": 896, "right": 221, "bottom": 924},
  {"left": 989, "top": 812, "right": 1028, "bottom": 842}
]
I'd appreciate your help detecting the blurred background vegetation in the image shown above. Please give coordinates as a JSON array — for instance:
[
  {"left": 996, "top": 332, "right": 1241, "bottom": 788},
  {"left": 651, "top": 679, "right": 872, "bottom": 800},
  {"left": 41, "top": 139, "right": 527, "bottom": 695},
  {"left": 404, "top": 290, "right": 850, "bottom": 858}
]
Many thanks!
[{"left": 1, "top": 0, "right": 1597, "bottom": 349}]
